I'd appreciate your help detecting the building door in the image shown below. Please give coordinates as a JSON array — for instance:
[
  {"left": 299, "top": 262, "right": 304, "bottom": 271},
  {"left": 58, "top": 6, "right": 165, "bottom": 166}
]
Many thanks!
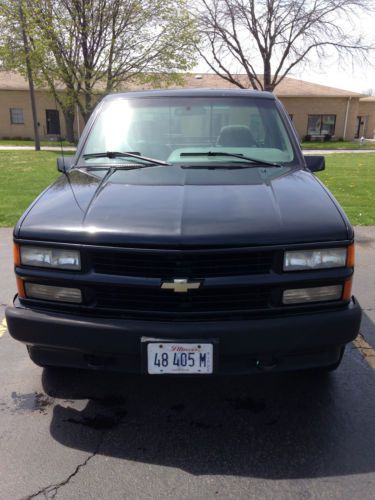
[
  {"left": 355, "top": 116, "right": 368, "bottom": 138},
  {"left": 46, "top": 109, "right": 61, "bottom": 135}
]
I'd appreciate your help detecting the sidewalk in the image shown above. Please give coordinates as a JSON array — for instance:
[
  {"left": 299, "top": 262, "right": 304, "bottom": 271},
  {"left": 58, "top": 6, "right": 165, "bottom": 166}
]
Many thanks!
[
  {"left": 303, "top": 149, "right": 375, "bottom": 154},
  {"left": 0, "top": 146, "right": 76, "bottom": 152}
]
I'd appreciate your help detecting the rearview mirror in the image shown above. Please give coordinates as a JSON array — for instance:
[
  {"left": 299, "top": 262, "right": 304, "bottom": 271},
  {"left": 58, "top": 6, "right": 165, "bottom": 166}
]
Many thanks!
[
  {"left": 57, "top": 156, "right": 74, "bottom": 173},
  {"left": 304, "top": 155, "right": 325, "bottom": 172},
  {"left": 174, "top": 106, "right": 207, "bottom": 116}
]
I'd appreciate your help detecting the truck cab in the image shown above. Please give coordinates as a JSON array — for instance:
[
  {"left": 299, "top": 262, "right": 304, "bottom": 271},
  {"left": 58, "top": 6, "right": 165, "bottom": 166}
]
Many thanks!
[{"left": 6, "top": 89, "right": 361, "bottom": 375}]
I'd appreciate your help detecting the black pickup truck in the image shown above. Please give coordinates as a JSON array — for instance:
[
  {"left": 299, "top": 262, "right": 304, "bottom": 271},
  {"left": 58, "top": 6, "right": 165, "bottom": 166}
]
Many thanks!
[{"left": 6, "top": 89, "right": 361, "bottom": 375}]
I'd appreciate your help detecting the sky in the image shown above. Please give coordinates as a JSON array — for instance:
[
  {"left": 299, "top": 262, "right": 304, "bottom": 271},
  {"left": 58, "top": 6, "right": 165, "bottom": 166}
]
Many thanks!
[
  {"left": 194, "top": 6, "right": 375, "bottom": 95},
  {"left": 290, "top": 59, "right": 375, "bottom": 94}
]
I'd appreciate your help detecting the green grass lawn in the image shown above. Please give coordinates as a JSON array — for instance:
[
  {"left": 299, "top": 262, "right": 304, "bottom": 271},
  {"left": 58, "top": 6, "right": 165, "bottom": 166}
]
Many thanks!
[
  {"left": 1, "top": 138, "right": 373, "bottom": 150},
  {"left": 301, "top": 140, "right": 375, "bottom": 150},
  {"left": 0, "top": 151, "right": 62, "bottom": 226},
  {"left": 0, "top": 151, "right": 373, "bottom": 227},
  {"left": 316, "top": 154, "right": 375, "bottom": 225}
]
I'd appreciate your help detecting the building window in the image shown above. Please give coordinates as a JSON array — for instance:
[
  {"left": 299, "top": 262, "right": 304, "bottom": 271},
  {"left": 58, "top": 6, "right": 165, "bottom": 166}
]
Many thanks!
[
  {"left": 10, "top": 108, "right": 24, "bottom": 125},
  {"left": 307, "top": 115, "right": 336, "bottom": 136}
]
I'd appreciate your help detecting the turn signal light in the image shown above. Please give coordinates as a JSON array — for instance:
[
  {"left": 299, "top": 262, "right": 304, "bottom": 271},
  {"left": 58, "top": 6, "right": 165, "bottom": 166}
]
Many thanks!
[
  {"left": 13, "top": 244, "right": 25, "bottom": 297},
  {"left": 16, "top": 277, "right": 26, "bottom": 298},
  {"left": 342, "top": 278, "right": 353, "bottom": 302},
  {"left": 13, "top": 243, "right": 21, "bottom": 267},
  {"left": 346, "top": 243, "right": 355, "bottom": 268}
]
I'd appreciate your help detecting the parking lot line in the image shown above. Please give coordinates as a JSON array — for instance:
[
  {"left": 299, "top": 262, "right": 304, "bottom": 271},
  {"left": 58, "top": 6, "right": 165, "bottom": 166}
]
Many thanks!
[
  {"left": 353, "top": 334, "right": 375, "bottom": 370},
  {"left": 0, "top": 318, "right": 7, "bottom": 338}
]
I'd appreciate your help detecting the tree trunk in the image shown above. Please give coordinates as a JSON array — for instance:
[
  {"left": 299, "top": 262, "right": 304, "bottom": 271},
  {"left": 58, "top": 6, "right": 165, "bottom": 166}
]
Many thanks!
[
  {"left": 64, "top": 111, "right": 75, "bottom": 143},
  {"left": 19, "top": 0, "right": 41, "bottom": 151},
  {"left": 263, "top": 59, "right": 273, "bottom": 92},
  {"left": 82, "top": 111, "right": 91, "bottom": 124},
  {"left": 83, "top": 88, "right": 92, "bottom": 123}
]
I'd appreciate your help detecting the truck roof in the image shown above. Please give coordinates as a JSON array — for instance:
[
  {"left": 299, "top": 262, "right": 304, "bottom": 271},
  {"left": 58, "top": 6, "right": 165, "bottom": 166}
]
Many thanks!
[{"left": 104, "top": 88, "right": 275, "bottom": 100}]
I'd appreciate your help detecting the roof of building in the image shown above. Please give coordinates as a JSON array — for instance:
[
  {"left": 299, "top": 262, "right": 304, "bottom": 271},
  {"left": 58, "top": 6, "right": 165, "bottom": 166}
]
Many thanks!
[
  {"left": 0, "top": 71, "right": 66, "bottom": 91},
  {"left": 178, "top": 74, "right": 364, "bottom": 97},
  {"left": 359, "top": 96, "right": 375, "bottom": 102},
  {"left": 0, "top": 70, "right": 364, "bottom": 98},
  {"left": 0, "top": 71, "right": 48, "bottom": 91},
  {"left": 277, "top": 77, "right": 364, "bottom": 97}
]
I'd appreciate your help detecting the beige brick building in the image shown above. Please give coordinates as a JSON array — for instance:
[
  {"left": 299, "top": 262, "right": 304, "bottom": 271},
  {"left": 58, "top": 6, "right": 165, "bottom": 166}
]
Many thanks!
[
  {"left": 0, "top": 72, "right": 83, "bottom": 141},
  {"left": 0, "top": 70, "right": 369, "bottom": 142},
  {"left": 181, "top": 74, "right": 364, "bottom": 141},
  {"left": 357, "top": 97, "right": 375, "bottom": 140}
]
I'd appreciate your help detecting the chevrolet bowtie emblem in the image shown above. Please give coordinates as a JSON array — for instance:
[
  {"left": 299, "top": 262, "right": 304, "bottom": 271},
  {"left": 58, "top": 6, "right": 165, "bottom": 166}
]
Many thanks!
[{"left": 161, "top": 279, "right": 201, "bottom": 293}]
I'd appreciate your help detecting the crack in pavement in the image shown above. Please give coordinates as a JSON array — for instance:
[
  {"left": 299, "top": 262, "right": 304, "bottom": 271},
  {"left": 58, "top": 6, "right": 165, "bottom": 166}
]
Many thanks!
[
  {"left": 24, "top": 436, "right": 103, "bottom": 500},
  {"left": 23, "top": 398, "right": 127, "bottom": 499}
]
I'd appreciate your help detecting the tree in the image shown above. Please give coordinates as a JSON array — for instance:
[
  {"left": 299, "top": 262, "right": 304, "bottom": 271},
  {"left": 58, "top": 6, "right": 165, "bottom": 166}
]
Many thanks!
[
  {"left": 27, "top": 0, "right": 84, "bottom": 142},
  {"left": 0, "top": 0, "right": 197, "bottom": 140},
  {"left": 0, "top": 0, "right": 41, "bottom": 150},
  {"left": 18, "top": 1, "right": 41, "bottom": 150},
  {"left": 0, "top": 0, "right": 77, "bottom": 142},
  {"left": 29, "top": 0, "right": 197, "bottom": 123},
  {"left": 196, "top": 0, "right": 374, "bottom": 91}
]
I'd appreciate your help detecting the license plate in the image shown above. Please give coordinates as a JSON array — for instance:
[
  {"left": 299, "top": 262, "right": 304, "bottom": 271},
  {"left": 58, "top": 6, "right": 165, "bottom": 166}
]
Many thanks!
[{"left": 147, "top": 342, "right": 213, "bottom": 374}]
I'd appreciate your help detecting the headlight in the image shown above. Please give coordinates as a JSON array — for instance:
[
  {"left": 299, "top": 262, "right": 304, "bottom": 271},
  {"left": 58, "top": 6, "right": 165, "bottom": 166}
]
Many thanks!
[
  {"left": 25, "top": 283, "right": 82, "bottom": 303},
  {"left": 283, "top": 285, "right": 342, "bottom": 305},
  {"left": 283, "top": 248, "right": 347, "bottom": 271},
  {"left": 20, "top": 246, "right": 81, "bottom": 270}
]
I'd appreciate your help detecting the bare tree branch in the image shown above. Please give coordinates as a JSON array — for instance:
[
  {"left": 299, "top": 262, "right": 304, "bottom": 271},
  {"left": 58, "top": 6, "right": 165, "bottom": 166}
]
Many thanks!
[{"left": 195, "top": 0, "right": 375, "bottom": 91}]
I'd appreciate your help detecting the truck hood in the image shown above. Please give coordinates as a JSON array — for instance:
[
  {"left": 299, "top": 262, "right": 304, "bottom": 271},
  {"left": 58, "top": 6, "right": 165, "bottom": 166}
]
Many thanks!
[{"left": 17, "top": 167, "right": 350, "bottom": 247}]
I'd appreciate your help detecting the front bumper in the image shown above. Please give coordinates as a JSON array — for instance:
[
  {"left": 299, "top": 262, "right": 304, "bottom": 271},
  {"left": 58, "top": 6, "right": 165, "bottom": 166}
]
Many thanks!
[{"left": 6, "top": 296, "right": 362, "bottom": 374}]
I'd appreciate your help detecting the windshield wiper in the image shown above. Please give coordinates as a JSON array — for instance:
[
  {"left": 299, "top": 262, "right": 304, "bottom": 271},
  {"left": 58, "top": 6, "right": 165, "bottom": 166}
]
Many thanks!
[
  {"left": 83, "top": 151, "right": 171, "bottom": 166},
  {"left": 180, "top": 151, "right": 281, "bottom": 168}
]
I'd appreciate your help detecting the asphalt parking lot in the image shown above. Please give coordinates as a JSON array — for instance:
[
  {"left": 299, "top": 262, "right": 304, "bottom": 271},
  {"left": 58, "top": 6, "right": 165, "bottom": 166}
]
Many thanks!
[{"left": 0, "top": 227, "right": 374, "bottom": 500}]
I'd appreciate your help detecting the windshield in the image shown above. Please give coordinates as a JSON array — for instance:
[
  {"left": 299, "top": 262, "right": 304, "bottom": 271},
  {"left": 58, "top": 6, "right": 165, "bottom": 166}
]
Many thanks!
[{"left": 81, "top": 96, "right": 297, "bottom": 167}]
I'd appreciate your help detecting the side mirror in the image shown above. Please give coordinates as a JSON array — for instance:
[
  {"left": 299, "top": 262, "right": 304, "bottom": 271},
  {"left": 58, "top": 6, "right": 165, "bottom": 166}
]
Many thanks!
[
  {"left": 57, "top": 156, "right": 74, "bottom": 173},
  {"left": 304, "top": 155, "right": 325, "bottom": 172}
]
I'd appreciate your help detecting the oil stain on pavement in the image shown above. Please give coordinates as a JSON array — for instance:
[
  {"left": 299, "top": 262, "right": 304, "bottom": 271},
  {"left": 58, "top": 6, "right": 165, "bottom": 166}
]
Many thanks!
[{"left": 10, "top": 391, "right": 54, "bottom": 415}]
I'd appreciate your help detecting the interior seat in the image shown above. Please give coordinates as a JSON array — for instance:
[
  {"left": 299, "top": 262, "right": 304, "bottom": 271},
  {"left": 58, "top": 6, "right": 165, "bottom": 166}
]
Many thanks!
[
  {"left": 217, "top": 125, "right": 257, "bottom": 147},
  {"left": 128, "top": 120, "right": 170, "bottom": 160}
]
